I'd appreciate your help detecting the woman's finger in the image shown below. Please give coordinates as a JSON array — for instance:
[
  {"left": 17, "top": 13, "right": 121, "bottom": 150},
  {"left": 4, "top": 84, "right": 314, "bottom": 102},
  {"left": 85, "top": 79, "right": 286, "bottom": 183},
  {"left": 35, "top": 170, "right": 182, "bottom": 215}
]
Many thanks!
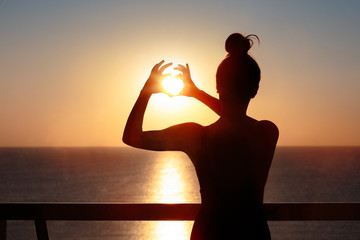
[
  {"left": 152, "top": 60, "right": 165, "bottom": 72},
  {"left": 163, "top": 73, "right": 172, "bottom": 79},
  {"left": 159, "top": 62, "right": 173, "bottom": 73},
  {"left": 173, "top": 67, "right": 183, "bottom": 73},
  {"left": 175, "top": 73, "right": 183, "bottom": 80},
  {"left": 156, "top": 60, "right": 165, "bottom": 69},
  {"left": 177, "top": 64, "right": 186, "bottom": 70},
  {"left": 174, "top": 65, "right": 187, "bottom": 75}
]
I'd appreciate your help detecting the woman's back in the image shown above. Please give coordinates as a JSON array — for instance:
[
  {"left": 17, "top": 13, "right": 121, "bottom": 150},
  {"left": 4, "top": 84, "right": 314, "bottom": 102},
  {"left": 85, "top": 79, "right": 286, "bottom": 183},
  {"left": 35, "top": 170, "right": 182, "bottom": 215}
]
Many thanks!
[{"left": 188, "top": 117, "right": 278, "bottom": 240}]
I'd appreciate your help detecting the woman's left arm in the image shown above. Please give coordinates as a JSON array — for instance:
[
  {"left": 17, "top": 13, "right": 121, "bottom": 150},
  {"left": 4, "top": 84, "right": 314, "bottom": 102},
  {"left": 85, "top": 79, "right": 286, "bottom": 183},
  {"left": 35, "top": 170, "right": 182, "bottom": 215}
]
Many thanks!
[{"left": 175, "top": 64, "right": 222, "bottom": 116}]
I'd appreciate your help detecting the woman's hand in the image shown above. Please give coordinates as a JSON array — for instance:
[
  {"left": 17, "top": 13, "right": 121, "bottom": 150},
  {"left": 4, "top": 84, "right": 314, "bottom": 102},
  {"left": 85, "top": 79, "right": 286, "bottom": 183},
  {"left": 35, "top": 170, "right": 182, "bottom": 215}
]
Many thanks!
[
  {"left": 175, "top": 63, "right": 222, "bottom": 115},
  {"left": 142, "top": 60, "right": 172, "bottom": 95},
  {"left": 174, "top": 63, "right": 200, "bottom": 97}
]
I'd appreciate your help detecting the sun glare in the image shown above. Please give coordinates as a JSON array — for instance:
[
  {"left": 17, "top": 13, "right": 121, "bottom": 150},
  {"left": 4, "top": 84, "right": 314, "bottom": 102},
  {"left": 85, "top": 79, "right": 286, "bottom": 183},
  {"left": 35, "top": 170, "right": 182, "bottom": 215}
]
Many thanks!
[
  {"left": 147, "top": 64, "right": 188, "bottom": 112},
  {"left": 162, "top": 76, "right": 184, "bottom": 96}
]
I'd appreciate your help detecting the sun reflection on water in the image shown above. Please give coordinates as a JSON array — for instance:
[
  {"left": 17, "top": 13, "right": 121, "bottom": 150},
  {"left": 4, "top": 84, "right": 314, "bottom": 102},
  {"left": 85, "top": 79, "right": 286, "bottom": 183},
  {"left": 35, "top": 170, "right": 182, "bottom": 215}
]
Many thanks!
[
  {"left": 157, "top": 158, "right": 186, "bottom": 203},
  {"left": 154, "top": 221, "right": 193, "bottom": 240},
  {"left": 150, "top": 155, "right": 194, "bottom": 239}
]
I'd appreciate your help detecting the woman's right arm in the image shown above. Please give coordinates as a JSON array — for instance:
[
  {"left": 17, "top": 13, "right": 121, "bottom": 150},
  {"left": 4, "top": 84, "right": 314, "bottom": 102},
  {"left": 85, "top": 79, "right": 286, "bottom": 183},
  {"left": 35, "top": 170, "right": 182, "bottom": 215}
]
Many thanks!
[
  {"left": 122, "top": 60, "right": 172, "bottom": 147},
  {"left": 123, "top": 61, "right": 203, "bottom": 152},
  {"left": 175, "top": 64, "right": 222, "bottom": 116}
]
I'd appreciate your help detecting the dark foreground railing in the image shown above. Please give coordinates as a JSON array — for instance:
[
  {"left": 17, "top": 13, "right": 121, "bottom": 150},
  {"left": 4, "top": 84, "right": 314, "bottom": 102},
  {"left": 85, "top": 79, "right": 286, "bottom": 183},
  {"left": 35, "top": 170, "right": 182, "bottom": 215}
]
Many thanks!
[{"left": 1, "top": 202, "right": 360, "bottom": 240}]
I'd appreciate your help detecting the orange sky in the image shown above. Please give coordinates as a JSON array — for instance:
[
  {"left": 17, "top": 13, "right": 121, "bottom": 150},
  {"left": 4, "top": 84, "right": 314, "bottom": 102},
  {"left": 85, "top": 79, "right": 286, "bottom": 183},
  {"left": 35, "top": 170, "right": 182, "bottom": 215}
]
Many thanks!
[{"left": 0, "top": 0, "right": 359, "bottom": 146}]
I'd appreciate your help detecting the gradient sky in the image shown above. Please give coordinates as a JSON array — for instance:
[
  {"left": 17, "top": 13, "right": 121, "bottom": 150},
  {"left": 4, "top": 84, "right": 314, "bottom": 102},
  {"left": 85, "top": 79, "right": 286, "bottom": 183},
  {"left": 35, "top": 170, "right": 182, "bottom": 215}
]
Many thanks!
[{"left": 0, "top": 0, "right": 359, "bottom": 146}]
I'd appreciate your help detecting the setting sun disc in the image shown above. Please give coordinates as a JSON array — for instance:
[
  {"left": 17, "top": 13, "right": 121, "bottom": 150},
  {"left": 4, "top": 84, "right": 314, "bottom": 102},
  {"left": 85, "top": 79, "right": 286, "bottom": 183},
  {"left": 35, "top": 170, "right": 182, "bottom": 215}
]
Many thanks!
[{"left": 162, "top": 76, "right": 184, "bottom": 96}]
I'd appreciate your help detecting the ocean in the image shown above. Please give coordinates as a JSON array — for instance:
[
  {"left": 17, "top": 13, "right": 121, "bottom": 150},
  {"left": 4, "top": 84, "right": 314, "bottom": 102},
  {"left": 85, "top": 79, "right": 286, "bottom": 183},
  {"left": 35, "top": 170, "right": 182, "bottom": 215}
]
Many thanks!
[{"left": 1, "top": 147, "right": 360, "bottom": 239}]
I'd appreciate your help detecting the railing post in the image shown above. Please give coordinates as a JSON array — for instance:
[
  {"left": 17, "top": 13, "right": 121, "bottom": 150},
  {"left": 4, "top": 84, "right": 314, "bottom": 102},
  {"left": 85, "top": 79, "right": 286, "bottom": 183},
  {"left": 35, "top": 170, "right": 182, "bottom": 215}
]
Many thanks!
[
  {"left": 35, "top": 219, "right": 49, "bottom": 240},
  {"left": 0, "top": 220, "right": 6, "bottom": 240}
]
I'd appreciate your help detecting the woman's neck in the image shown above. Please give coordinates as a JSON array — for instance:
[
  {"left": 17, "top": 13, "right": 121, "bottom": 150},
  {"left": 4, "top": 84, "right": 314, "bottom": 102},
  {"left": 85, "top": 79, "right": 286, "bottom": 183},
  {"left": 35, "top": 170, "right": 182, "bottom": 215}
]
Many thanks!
[{"left": 220, "top": 100, "right": 250, "bottom": 121}]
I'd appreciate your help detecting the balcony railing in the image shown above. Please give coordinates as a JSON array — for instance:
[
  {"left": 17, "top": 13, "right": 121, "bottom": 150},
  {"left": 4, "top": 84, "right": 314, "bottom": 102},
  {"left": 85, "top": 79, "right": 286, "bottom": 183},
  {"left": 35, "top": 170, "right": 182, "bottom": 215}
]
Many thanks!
[{"left": 1, "top": 202, "right": 360, "bottom": 240}]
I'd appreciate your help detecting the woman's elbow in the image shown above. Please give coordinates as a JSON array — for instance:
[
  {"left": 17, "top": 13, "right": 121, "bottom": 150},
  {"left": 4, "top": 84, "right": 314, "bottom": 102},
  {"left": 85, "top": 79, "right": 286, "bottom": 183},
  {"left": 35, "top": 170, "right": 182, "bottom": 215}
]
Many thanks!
[
  {"left": 122, "top": 134, "right": 142, "bottom": 148},
  {"left": 122, "top": 134, "right": 133, "bottom": 146}
]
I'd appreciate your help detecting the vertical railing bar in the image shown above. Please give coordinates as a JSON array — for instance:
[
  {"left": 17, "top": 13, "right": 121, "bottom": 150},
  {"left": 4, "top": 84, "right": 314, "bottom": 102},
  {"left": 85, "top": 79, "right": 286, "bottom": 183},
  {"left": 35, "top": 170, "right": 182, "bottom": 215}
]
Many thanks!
[
  {"left": 0, "top": 220, "right": 6, "bottom": 240},
  {"left": 35, "top": 219, "right": 49, "bottom": 240}
]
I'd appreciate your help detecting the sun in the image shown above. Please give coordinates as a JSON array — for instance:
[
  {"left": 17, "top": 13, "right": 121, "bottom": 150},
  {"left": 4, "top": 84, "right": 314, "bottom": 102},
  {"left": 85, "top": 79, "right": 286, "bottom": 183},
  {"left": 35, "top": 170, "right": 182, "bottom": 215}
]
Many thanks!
[
  {"left": 160, "top": 65, "right": 185, "bottom": 96},
  {"left": 162, "top": 76, "right": 184, "bottom": 96},
  {"left": 146, "top": 64, "right": 188, "bottom": 114}
]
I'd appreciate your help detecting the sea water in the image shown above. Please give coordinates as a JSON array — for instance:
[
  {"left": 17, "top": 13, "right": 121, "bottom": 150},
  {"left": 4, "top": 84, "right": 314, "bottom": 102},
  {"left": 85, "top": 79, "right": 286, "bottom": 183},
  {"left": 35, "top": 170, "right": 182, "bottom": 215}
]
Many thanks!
[{"left": 1, "top": 147, "right": 360, "bottom": 239}]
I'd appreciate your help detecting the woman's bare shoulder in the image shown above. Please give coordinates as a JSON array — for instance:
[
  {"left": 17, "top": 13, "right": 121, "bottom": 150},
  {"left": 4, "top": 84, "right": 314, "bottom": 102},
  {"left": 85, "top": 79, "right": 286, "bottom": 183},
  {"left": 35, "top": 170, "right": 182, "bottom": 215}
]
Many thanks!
[
  {"left": 169, "top": 122, "right": 205, "bottom": 132},
  {"left": 169, "top": 122, "right": 206, "bottom": 142},
  {"left": 258, "top": 120, "right": 279, "bottom": 142},
  {"left": 169, "top": 122, "right": 207, "bottom": 153}
]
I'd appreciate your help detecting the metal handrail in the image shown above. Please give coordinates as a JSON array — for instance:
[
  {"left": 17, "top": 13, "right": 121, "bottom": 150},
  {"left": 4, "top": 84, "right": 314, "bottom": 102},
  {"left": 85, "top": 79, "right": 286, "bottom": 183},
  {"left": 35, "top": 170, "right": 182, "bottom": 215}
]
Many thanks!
[{"left": 1, "top": 202, "right": 360, "bottom": 240}]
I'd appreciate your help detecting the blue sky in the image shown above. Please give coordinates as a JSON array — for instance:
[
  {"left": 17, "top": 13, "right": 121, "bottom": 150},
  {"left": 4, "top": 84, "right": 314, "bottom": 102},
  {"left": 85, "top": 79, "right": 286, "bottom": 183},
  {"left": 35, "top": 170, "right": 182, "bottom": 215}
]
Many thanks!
[{"left": 0, "top": 0, "right": 359, "bottom": 146}]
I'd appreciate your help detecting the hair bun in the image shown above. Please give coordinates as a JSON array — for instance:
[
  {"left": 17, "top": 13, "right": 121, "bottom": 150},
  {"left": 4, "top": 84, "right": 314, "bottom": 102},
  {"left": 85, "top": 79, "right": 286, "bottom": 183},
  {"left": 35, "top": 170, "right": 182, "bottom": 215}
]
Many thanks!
[{"left": 225, "top": 33, "right": 259, "bottom": 56}]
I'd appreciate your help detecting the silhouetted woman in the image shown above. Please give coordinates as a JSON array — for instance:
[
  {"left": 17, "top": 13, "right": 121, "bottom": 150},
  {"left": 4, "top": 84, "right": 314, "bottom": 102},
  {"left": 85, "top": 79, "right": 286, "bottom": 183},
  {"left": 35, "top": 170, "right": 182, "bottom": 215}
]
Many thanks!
[{"left": 123, "top": 33, "right": 279, "bottom": 240}]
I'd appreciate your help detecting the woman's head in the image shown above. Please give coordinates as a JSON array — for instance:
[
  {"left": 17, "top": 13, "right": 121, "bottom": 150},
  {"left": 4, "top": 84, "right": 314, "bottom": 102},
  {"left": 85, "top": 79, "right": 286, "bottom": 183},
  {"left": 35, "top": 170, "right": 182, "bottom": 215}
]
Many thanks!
[{"left": 216, "top": 33, "right": 261, "bottom": 102}]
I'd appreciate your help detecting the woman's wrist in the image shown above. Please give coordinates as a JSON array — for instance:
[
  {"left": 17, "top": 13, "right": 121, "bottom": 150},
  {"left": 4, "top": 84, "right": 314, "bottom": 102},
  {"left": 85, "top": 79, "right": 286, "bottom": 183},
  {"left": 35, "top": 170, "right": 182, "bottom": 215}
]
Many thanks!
[
  {"left": 140, "top": 85, "right": 154, "bottom": 97},
  {"left": 192, "top": 88, "right": 205, "bottom": 99}
]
